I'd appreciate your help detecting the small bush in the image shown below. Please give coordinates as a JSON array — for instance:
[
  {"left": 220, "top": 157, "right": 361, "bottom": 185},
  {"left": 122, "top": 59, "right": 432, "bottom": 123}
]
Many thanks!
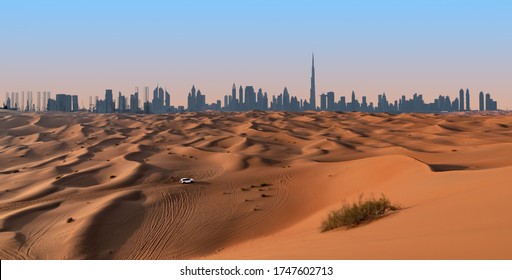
[
  {"left": 66, "top": 217, "right": 74, "bottom": 223},
  {"left": 321, "top": 194, "right": 400, "bottom": 232},
  {"left": 260, "top": 183, "right": 271, "bottom": 187}
]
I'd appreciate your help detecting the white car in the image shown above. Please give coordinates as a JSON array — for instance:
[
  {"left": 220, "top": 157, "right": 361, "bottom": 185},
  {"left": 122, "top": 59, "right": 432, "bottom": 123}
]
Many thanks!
[{"left": 179, "top": 178, "right": 194, "bottom": 184}]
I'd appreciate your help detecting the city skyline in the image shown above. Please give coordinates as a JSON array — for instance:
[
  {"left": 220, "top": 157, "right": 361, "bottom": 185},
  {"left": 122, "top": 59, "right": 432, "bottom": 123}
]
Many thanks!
[
  {"left": 1, "top": 1, "right": 512, "bottom": 109},
  {"left": 2, "top": 53, "right": 501, "bottom": 113},
  {"left": 2, "top": 52, "right": 509, "bottom": 112}
]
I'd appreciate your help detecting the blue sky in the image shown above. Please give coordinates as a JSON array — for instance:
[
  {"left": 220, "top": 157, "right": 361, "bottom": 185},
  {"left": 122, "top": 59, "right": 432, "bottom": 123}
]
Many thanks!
[{"left": 1, "top": 0, "right": 511, "bottom": 108}]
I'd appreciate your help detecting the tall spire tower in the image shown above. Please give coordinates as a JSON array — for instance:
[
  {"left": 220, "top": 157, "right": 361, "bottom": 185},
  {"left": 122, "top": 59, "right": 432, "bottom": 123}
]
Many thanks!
[{"left": 309, "top": 53, "right": 316, "bottom": 110}]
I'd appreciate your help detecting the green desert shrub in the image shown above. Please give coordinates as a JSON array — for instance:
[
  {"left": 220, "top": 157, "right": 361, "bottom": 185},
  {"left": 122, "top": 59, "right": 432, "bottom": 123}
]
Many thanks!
[{"left": 321, "top": 194, "right": 399, "bottom": 232}]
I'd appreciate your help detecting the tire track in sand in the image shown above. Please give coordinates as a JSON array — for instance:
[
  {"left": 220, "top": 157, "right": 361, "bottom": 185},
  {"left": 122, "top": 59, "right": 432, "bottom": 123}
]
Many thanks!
[{"left": 121, "top": 182, "right": 213, "bottom": 259}]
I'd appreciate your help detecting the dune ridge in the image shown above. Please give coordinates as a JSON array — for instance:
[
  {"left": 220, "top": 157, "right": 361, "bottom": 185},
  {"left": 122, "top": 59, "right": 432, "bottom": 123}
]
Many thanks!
[{"left": 1, "top": 110, "right": 511, "bottom": 259}]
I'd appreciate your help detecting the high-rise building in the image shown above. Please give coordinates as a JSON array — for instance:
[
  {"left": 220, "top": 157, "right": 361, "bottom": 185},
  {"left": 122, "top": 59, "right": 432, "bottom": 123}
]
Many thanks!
[
  {"left": 238, "top": 85, "right": 243, "bottom": 110},
  {"left": 244, "top": 86, "right": 256, "bottom": 110},
  {"left": 43, "top": 92, "right": 47, "bottom": 111},
  {"left": 320, "top": 93, "right": 327, "bottom": 111},
  {"left": 465, "top": 89, "right": 470, "bottom": 111},
  {"left": 197, "top": 90, "right": 205, "bottom": 111},
  {"left": 143, "top": 101, "right": 151, "bottom": 114},
  {"left": 263, "top": 92, "right": 269, "bottom": 110},
  {"left": 105, "top": 89, "right": 114, "bottom": 113},
  {"left": 37, "top": 91, "right": 41, "bottom": 111},
  {"left": 327, "top": 91, "right": 335, "bottom": 111},
  {"left": 187, "top": 85, "right": 197, "bottom": 112},
  {"left": 231, "top": 83, "right": 237, "bottom": 110},
  {"left": 130, "top": 89, "right": 139, "bottom": 113},
  {"left": 21, "top": 91, "right": 25, "bottom": 111},
  {"left": 25, "top": 91, "right": 30, "bottom": 111},
  {"left": 144, "top": 86, "right": 149, "bottom": 104},
  {"left": 158, "top": 87, "right": 164, "bottom": 112},
  {"left": 485, "top": 93, "right": 498, "bottom": 110},
  {"left": 361, "top": 96, "right": 368, "bottom": 112},
  {"left": 479, "top": 91, "right": 485, "bottom": 111},
  {"left": 165, "top": 90, "right": 170, "bottom": 110},
  {"left": 283, "top": 87, "right": 290, "bottom": 111},
  {"left": 452, "top": 98, "right": 459, "bottom": 112},
  {"left": 309, "top": 53, "right": 316, "bottom": 110},
  {"left": 117, "top": 92, "right": 126, "bottom": 112},
  {"left": 224, "top": 95, "right": 229, "bottom": 109},
  {"left": 151, "top": 86, "right": 165, "bottom": 113},
  {"left": 55, "top": 94, "right": 72, "bottom": 112},
  {"left": 72, "top": 95, "right": 79, "bottom": 111},
  {"left": 256, "top": 88, "right": 264, "bottom": 110},
  {"left": 47, "top": 98, "right": 56, "bottom": 111},
  {"left": 339, "top": 96, "right": 346, "bottom": 111},
  {"left": 459, "top": 89, "right": 464, "bottom": 111}
]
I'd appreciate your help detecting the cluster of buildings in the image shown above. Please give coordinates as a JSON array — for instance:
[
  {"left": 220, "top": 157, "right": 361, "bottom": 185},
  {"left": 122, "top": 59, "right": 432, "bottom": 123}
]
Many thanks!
[
  {"left": 3, "top": 91, "right": 54, "bottom": 112},
  {"left": 2, "top": 55, "right": 501, "bottom": 114}
]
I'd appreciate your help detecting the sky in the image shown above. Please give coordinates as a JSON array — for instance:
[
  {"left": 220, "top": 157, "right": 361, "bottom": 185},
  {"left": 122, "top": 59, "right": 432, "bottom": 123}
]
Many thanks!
[{"left": 1, "top": 0, "right": 511, "bottom": 109}]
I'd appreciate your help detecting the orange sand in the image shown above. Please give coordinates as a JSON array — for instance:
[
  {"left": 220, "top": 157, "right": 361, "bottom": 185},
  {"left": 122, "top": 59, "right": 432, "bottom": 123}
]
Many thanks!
[{"left": 1, "top": 110, "right": 511, "bottom": 259}]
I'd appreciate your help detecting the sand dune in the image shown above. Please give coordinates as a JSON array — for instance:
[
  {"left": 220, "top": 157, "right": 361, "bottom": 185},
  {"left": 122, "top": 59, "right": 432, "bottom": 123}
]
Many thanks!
[{"left": 0, "top": 110, "right": 511, "bottom": 259}]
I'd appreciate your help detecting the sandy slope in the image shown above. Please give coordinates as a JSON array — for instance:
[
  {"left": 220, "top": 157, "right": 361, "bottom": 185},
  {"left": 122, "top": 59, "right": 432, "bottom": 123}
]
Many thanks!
[{"left": 0, "top": 110, "right": 511, "bottom": 259}]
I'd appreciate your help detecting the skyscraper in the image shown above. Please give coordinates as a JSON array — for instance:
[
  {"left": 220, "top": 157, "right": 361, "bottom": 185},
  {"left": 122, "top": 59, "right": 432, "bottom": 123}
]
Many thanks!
[
  {"left": 152, "top": 86, "right": 165, "bottom": 113},
  {"left": 42, "top": 92, "right": 46, "bottom": 111},
  {"left": 105, "top": 89, "right": 114, "bottom": 113},
  {"left": 55, "top": 94, "right": 72, "bottom": 112},
  {"left": 465, "top": 89, "right": 470, "bottom": 111},
  {"left": 130, "top": 88, "right": 139, "bottom": 113},
  {"left": 187, "top": 85, "right": 197, "bottom": 112},
  {"left": 459, "top": 89, "right": 464, "bottom": 111},
  {"left": 485, "top": 93, "right": 498, "bottom": 110},
  {"left": 309, "top": 53, "right": 316, "bottom": 110},
  {"left": 21, "top": 91, "right": 25, "bottom": 111},
  {"left": 244, "top": 86, "right": 256, "bottom": 110},
  {"left": 165, "top": 89, "right": 170, "bottom": 110},
  {"left": 37, "top": 91, "right": 41, "bottom": 111},
  {"left": 117, "top": 92, "right": 125, "bottom": 112},
  {"left": 72, "top": 95, "right": 78, "bottom": 111},
  {"left": 158, "top": 87, "right": 164, "bottom": 112},
  {"left": 361, "top": 95, "right": 368, "bottom": 112},
  {"left": 283, "top": 87, "right": 290, "bottom": 111},
  {"left": 320, "top": 93, "right": 327, "bottom": 111},
  {"left": 326, "top": 92, "right": 335, "bottom": 111},
  {"left": 196, "top": 89, "right": 205, "bottom": 111},
  {"left": 238, "top": 85, "right": 243, "bottom": 109},
  {"left": 257, "top": 88, "right": 264, "bottom": 110},
  {"left": 144, "top": 86, "right": 149, "bottom": 104},
  {"left": 231, "top": 83, "right": 237, "bottom": 110},
  {"left": 479, "top": 91, "right": 485, "bottom": 111}
]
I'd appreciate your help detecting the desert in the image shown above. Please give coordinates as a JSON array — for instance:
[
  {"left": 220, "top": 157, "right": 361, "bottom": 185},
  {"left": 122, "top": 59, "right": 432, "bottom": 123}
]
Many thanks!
[{"left": 1, "top": 110, "right": 511, "bottom": 259}]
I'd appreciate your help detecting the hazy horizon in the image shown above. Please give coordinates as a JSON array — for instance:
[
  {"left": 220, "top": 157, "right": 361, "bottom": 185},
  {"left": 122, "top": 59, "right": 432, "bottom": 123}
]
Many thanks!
[{"left": 2, "top": 1, "right": 511, "bottom": 109}]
